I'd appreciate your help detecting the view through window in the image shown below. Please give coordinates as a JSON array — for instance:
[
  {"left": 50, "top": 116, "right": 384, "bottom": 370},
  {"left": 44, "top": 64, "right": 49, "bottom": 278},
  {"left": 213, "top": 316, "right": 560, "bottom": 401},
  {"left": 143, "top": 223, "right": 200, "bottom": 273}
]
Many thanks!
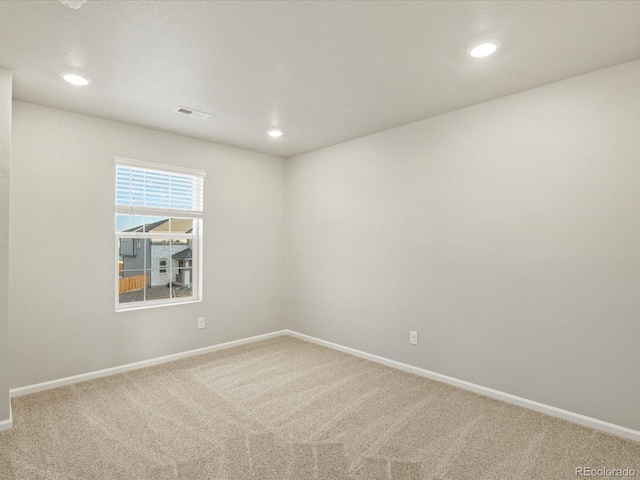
[{"left": 115, "top": 159, "right": 205, "bottom": 310}]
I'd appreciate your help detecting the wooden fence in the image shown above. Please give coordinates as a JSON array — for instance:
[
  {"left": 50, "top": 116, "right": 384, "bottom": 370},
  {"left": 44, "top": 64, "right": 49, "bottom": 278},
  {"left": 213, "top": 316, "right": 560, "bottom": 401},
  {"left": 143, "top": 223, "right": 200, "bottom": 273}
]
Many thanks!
[{"left": 119, "top": 274, "right": 149, "bottom": 293}]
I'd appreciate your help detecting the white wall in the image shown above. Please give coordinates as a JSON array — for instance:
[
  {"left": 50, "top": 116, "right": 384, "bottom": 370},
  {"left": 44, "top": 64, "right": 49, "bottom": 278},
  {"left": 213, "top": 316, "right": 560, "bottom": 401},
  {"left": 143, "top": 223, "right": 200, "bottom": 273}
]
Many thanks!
[
  {"left": 0, "top": 68, "right": 11, "bottom": 423},
  {"left": 10, "top": 101, "right": 286, "bottom": 388},
  {"left": 286, "top": 60, "right": 640, "bottom": 431}
]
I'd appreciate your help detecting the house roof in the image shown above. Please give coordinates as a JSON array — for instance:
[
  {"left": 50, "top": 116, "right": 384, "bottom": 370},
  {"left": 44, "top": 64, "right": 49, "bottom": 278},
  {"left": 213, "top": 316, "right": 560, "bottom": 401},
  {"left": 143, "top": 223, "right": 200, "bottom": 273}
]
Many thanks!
[
  {"left": 172, "top": 248, "right": 192, "bottom": 260},
  {"left": 124, "top": 219, "right": 169, "bottom": 233}
]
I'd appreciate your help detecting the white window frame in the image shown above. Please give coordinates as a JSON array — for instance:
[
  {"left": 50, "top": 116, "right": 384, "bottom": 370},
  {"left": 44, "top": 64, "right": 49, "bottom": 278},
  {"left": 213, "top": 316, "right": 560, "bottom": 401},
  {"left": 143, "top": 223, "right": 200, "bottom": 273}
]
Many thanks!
[{"left": 115, "top": 157, "right": 205, "bottom": 312}]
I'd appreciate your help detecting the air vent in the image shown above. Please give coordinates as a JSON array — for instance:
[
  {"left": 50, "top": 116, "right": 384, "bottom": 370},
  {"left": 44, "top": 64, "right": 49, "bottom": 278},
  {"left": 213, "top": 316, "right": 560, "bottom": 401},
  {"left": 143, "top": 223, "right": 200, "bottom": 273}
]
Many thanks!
[{"left": 174, "top": 106, "right": 211, "bottom": 120}]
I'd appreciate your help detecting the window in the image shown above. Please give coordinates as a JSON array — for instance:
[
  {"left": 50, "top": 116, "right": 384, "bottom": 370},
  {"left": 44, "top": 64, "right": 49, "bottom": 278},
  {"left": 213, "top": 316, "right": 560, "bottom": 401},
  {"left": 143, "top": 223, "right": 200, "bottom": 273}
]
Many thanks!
[{"left": 115, "top": 157, "right": 205, "bottom": 311}]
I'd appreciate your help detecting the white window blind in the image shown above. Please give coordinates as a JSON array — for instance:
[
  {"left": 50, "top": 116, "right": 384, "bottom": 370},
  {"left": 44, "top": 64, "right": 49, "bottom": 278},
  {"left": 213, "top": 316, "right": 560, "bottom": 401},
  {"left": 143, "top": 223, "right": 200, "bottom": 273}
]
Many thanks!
[{"left": 116, "top": 158, "right": 205, "bottom": 218}]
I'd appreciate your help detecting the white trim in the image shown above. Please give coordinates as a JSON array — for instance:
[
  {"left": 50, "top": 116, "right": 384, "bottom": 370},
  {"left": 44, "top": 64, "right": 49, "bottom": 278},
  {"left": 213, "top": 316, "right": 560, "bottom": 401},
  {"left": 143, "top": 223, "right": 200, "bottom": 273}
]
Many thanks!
[
  {"left": 115, "top": 156, "right": 206, "bottom": 178},
  {"left": 115, "top": 207, "right": 204, "bottom": 219},
  {"left": 7, "top": 328, "right": 639, "bottom": 443},
  {"left": 115, "top": 297, "right": 202, "bottom": 313},
  {"left": 284, "top": 330, "right": 640, "bottom": 443},
  {"left": 0, "top": 403, "right": 12, "bottom": 432},
  {"left": 116, "top": 232, "right": 194, "bottom": 240},
  {"left": 10, "top": 331, "right": 288, "bottom": 398}
]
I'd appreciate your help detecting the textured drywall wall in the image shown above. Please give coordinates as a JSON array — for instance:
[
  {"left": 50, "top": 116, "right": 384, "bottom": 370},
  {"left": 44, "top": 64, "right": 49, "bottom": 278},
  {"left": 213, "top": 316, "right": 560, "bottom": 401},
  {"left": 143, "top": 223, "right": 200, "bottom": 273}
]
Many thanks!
[
  {"left": 0, "top": 68, "right": 11, "bottom": 423},
  {"left": 286, "top": 60, "right": 640, "bottom": 431},
  {"left": 10, "top": 101, "right": 286, "bottom": 388}
]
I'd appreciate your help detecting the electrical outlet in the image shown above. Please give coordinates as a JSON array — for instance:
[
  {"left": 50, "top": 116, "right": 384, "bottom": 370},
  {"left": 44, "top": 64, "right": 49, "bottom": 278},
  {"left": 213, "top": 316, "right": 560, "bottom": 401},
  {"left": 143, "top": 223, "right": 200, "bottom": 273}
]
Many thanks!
[
  {"left": 197, "top": 317, "right": 205, "bottom": 329},
  {"left": 409, "top": 330, "right": 418, "bottom": 345}
]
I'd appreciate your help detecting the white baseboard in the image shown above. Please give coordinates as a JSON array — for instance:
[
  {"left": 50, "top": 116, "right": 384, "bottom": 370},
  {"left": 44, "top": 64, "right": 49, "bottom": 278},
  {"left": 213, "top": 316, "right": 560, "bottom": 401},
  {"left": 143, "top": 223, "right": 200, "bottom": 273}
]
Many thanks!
[
  {"left": 7, "top": 328, "right": 639, "bottom": 443},
  {"left": 285, "top": 330, "right": 640, "bottom": 443},
  {"left": 10, "top": 330, "right": 288, "bottom": 399},
  {"left": 0, "top": 403, "right": 12, "bottom": 432}
]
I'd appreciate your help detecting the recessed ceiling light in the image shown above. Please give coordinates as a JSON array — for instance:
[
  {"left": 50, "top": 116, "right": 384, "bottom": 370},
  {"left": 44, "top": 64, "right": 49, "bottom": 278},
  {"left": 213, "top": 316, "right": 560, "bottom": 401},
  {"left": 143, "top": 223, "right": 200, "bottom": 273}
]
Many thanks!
[
  {"left": 267, "top": 129, "right": 283, "bottom": 138},
  {"left": 62, "top": 73, "right": 90, "bottom": 86},
  {"left": 58, "top": 0, "right": 87, "bottom": 9},
  {"left": 468, "top": 41, "right": 500, "bottom": 58}
]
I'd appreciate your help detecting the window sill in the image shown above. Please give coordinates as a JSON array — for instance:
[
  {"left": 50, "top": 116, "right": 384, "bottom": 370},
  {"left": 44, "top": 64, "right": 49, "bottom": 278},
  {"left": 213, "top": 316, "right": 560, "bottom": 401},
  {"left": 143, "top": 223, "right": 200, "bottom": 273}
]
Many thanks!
[{"left": 116, "top": 298, "right": 202, "bottom": 313}]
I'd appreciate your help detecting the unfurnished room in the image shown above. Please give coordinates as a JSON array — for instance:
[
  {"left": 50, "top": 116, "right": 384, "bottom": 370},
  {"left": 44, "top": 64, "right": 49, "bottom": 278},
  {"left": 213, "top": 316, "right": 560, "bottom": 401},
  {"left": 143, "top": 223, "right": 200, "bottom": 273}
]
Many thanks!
[{"left": 0, "top": 1, "right": 639, "bottom": 479}]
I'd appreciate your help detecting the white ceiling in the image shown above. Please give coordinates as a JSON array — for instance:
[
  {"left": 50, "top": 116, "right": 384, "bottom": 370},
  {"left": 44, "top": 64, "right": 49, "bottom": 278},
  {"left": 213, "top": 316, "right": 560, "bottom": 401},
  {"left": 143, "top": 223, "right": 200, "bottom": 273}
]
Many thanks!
[{"left": 1, "top": 1, "right": 640, "bottom": 158}]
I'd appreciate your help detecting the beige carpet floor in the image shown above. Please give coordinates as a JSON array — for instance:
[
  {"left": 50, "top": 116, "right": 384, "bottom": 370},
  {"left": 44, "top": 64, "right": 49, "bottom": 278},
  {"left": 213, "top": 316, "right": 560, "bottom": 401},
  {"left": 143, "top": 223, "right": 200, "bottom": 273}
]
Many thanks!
[{"left": 0, "top": 336, "right": 638, "bottom": 479}]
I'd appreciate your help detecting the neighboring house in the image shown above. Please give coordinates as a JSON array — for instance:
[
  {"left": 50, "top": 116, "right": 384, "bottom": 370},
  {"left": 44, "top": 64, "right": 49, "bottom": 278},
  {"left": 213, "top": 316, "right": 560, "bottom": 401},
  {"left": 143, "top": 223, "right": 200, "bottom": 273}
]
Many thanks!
[{"left": 119, "top": 218, "right": 193, "bottom": 287}]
